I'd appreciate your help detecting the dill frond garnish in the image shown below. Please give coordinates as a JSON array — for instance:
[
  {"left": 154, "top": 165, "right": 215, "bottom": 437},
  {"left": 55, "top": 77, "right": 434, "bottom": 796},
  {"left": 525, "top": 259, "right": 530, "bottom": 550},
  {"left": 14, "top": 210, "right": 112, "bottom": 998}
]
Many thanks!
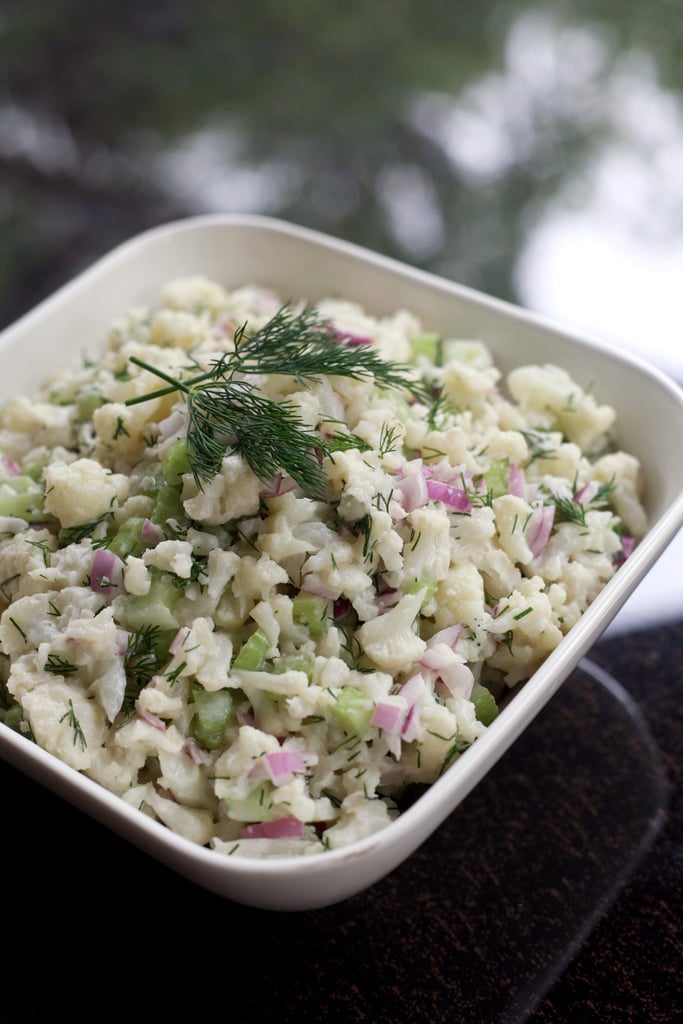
[
  {"left": 123, "top": 625, "right": 164, "bottom": 708},
  {"left": 60, "top": 699, "right": 87, "bottom": 750},
  {"left": 125, "top": 303, "right": 425, "bottom": 498}
]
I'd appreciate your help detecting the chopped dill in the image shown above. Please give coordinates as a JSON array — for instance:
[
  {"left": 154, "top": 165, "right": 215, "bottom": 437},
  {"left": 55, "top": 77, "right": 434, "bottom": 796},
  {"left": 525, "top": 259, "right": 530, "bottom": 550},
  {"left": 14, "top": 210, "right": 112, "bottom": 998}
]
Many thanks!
[
  {"left": 44, "top": 653, "right": 79, "bottom": 675},
  {"left": 60, "top": 699, "right": 87, "bottom": 750}
]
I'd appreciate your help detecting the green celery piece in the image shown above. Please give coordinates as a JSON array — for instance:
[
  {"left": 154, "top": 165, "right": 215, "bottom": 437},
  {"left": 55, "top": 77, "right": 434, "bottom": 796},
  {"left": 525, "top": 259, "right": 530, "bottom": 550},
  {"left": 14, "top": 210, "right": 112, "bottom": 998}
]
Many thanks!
[
  {"left": 271, "top": 656, "right": 313, "bottom": 678},
  {"left": 471, "top": 682, "right": 499, "bottom": 726},
  {"left": 233, "top": 628, "right": 271, "bottom": 671},
  {"left": 22, "top": 461, "right": 47, "bottom": 483},
  {"left": 411, "top": 331, "right": 442, "bottom": 365},
  {"left": 120, "top": 570, "right": 181, "bottom": 630},
  {"left": 0, "top": 476, "right": 44, "bottom": 520},
  {"left": 108, "top": 516, "right": 146, "bottom": 558},
  {"left": 483, "top": 458, "right": 510, "bottom": 498},
  {"left": 138, "top": 461, "right": 165, "bottom": 498},
  {"left": 406, "top": 576, "right": 438, "bottom": 606},
  {"left": 225, "top": 782, "right": 276, "bottom": 822},
  {"left": 151, "top": 484, "right": 185, "bottom": 526},
  {"left": 330, "top": 685, "right": 374, "bottom": 736},
  {"left": 443, "top": 339, "right": 491, "bottom": 367},
  {"left": 191, "top": 687, "right": 234, "bottom": 749},
  {"left": 162, "top": 437, "right": 191, "bottom": 486},
  {"left": 76, "top": 387, "right": 106, "bottom": 421},
  {"left": 292, "top": 593, "right": 329, "bottom": 639}
]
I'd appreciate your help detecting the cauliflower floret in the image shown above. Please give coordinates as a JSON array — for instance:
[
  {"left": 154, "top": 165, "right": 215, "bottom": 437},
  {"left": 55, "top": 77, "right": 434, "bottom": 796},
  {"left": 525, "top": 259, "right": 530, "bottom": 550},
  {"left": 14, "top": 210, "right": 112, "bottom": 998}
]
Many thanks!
[
  {"left": 593, "top": 451, "right": 647, "bottom": 538},
  {"left": 182, "top": 454, "right": 261, "bottom": 523},
  {"left": 160, "top": 275, "right": 230, "bottom": 315},
  {"left": 148, "top": 309, "right": 207, "bottom": 351},
  {"left": 322, "top": 790, "right": 395, "bottom": 849},
  {"left": 143, "top": 539, "right": 194, "bottom": 578},
  {"left": 21, "top": 680, "right": 108, "bottom": 772},
  {"left": 43, "top": 457, "right": 129, "bottom": 528},
  {"left": 357, "top": 589, "right": 426, "bottom": 672},
  {"left": 507, "top": 363, "right": 616, "bottom": 452},
  {"left": 0, "top": 395, "right": 72, "bottom": 450},
  {"left": 121, "top": 781, "right": 215, "bottom": 845},
  {"left": 401, "top": 505, "right": 451, "bottom": 583}
]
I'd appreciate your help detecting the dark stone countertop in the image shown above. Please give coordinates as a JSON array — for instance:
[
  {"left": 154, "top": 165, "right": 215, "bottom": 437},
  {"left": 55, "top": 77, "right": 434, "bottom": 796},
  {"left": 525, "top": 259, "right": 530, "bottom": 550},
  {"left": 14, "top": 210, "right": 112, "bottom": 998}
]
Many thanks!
[{"left": 1, "top": 620, "right": 681, "bottom": 1023}]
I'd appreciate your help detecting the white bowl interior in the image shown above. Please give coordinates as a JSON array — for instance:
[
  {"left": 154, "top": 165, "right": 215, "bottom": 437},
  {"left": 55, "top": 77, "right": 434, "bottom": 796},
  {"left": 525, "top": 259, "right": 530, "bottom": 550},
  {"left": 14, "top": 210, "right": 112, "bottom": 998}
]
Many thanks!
[{"left": 1, "top": 214, "right": 683, "bottom": 910}]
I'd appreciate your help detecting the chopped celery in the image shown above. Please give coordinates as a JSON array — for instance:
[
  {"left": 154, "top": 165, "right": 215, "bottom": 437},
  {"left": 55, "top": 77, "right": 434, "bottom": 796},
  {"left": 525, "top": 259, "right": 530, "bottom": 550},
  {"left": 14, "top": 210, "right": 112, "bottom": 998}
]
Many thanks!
[
  {"left": 225, "top": 781, "right": 276, "bottom": 822},
  {"left": 151, "top": 484, "right": 185, "bottom": 527},
  {"left": 483, "top": 458, "right": 510, "bottom": 498},
  {"left": 108, "top": 516, "right": 146, "bottom": 558},
  {"left": 138, "top": 461, "right": 165, "bottom": 498},
  {"left": 0, "top": 477, "right": 44, "bottom": 521},
  {"left": 406, "top": 576, "right": 438, "bottom": 605},
  {"left": 442, "top": 339, "right": 491, "bottom": 367},
  {"left": 120, "top": 570, "right": 181, "bottom": 630},
  {"left": 22, "top": 461, "right": 47, "bottom": 483},
  {"left": 191, "top": 687, "right": 234, "bottom": 749},
  {"left": 232, "top": 628, "right": 271, "bottom": 671},
  {"left": 162, "top": 438, "right": 191, "bottom": 486},
  {"left": 271, "top": 656, "right": 313, "bottom": 678},
  {"left": 76, "top": 387, "right": 106, "bottom": 421},
  {"left": 292, "top": 593, "right": 329, "bottom": 639},
  {"left": 411, "top": 331, "right": 442, "bottom": 365},
  {"left": 471, "top": 682, "right": 499, "bottom": 726},
  {"left": 330, "top": 685, "right": 374, "bottom": 735}
]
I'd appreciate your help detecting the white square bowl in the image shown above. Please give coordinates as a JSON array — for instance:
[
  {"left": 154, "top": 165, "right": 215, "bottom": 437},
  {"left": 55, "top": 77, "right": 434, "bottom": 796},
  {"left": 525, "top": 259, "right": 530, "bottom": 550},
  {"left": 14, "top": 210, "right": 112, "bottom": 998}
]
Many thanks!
[{"left": 1, "top": 213, "right": 682, "bottom": 911}]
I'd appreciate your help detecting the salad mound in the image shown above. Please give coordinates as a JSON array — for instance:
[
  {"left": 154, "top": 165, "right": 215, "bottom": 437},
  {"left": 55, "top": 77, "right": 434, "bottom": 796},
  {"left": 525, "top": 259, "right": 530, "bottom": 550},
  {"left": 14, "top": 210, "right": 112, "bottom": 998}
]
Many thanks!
[{"left": 0, "top": 278, "right": 647, "bottom": 856}]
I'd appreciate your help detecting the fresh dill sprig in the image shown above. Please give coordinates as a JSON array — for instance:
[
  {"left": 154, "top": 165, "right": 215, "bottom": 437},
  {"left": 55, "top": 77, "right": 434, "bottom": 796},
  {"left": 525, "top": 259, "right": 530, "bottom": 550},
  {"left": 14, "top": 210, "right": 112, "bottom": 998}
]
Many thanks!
[
  {"left": 45, "top": 653, "right": 79, "bottom": 675},
  {"left": 125, "top": 303, "right": 426, "bottom": 498},
  {"left": 60, "top": 699, "right": 87, "bottom": 750},
  {"left": 520, "top": 429, "right": 558, "bottom": 465},
  {"left": 123, "top": 625, "right": 164, "bottom": 708}
]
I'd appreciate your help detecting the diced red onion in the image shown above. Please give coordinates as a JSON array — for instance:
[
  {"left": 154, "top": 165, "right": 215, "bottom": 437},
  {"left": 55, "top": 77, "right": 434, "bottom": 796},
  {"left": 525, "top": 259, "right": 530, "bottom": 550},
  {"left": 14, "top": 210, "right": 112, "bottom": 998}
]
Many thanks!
[
  {"left": 508, "top": 463, "right": 526, "bottom": 497},
  {"left": 1, "top": 457, "right": 21, "bottom": 476},
  {"left": 261, "top": 472, "right": 297, "bottom": 499},
  {"left": 263, "top": 749, "right": 305, "bottom": 786},
  {"left": 241, "top": 817, "right": 304, "bottom": 840},
  {"left": 420, "top": 644, "right": 455, "bottom": 673},
  {"left": 426, "top": 478, "right": 472, "bottom": 512},
  {"left": 427, "top": 624, "right": 461, "bottom": 649},
  {"left": 169, "top": 625, "right": 191, "bottom": 655},
  {"left": 420, "top": 642, "right": 474, "bottom": 699},
  {"left": 371, "top": 698, "right": 407, "bottom": 734},
  {"left": 184, "top": 737, "right": 211, "bottom": 766},
  {"left": 398, "top": 673, "right": 426, "bottom": 702},
  {"left": 236, "top": 710, "right": 256, "bottom": 727},
  {"left": 616, "top": 534, "right": 635, "bottom": 565},
  {"left": 395, "top": 470, "right": 429, "bottom": 513},
  {"left": 135, "top": 702, "right": 166, "bottom": 731},
  {"left": 330, "top": 327, "right": 373, "bottom": 347},
  {"left": 301, "top": 573, "right": 340, "bottom": 601},
  {"left": 526, "top": 505, "right": 555, "bottom": 558},
  {"left": 376, "top": 590, "right": 402, "bottom": 613},
  {"left": 333, "top": 597, "right": 352, "bottom": 620},
  {"left": 141, "top": 518, "right": 164, "bottom": 546},
  {"left": 90, "top": 549, "right": 124, "bottom": 597},
  {"left": 574, "top": 481, "right": 599, "bottom": 505},
  {"left": 401, "top": 703, "right": 422, "bottom": 742}
]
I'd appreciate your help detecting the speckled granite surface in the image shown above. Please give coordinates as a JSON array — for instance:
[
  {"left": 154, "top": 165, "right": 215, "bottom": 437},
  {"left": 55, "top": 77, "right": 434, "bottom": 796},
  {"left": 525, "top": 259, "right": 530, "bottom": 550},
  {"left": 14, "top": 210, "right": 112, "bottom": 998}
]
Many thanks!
[{"left": 3, "top": 622, "right": 681, "bottom": 1022}]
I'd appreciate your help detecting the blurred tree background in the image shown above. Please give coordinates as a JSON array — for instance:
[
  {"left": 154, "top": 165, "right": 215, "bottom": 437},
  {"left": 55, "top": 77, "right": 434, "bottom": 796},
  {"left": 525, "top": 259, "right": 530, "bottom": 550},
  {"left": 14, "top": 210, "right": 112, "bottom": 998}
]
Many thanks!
[{"left": 1, "top": 0, "right": 682, "bottom": 343}]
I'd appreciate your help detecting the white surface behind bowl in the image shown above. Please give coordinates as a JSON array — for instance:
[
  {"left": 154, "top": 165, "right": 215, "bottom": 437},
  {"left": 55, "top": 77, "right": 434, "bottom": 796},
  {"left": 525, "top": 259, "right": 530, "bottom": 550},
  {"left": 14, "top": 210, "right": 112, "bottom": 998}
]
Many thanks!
[{"left": 1, "top": 214, "right": 682, "bottom": 911}]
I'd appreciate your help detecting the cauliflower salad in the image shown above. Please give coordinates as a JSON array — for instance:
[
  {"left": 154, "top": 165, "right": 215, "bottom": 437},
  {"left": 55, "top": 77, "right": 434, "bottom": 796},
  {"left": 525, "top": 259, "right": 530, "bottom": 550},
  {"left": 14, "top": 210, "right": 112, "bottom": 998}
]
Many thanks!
[{"left": 0, "top": 276, "right": 647, "bottom": 857}]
